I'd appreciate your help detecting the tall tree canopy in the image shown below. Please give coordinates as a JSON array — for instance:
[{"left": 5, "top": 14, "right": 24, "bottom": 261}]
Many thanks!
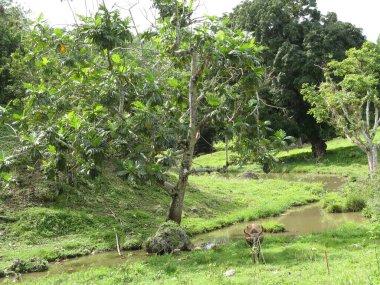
[
  {"left": 230, "top": 0, "right": 365, "bottom": 157},
  {"left": 0, "top": 0, "right": 25, "bottom": 104},
  {"left": 303, "top": 42, "right": 380, "bottom": 177}
]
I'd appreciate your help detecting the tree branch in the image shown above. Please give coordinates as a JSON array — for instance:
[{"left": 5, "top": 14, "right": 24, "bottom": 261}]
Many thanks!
[
  {"left": 190, "top": 166, "right": 227, "bottom": 174},
  {"left": 373, "top": 106, "right": 379, "bottom": 139},
  {"left": 366, "top": 98, "right": 370, "bottom": 129},
  {"left": 156, "top": 178, "right": 176, "bottom": 194}
]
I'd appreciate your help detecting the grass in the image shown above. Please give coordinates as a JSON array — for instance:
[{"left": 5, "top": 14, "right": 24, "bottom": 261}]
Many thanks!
[
  {"left": 183, "top": 175, "right": 319, "bottom": 233},
  {"left": 15, "top": 223, "right": 380, "bottom": 285},
  {"left": 262, "top": 221, "right": 285, "bottom": 233},
  {"left": 0, "top": 168, "right": 321, "bottom": 270},
  {"left": 195, "top": 135, "right": 380, "bottom": 177}
]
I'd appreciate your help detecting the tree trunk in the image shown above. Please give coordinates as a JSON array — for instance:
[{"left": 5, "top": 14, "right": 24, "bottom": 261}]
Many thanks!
[
  {"left": 311, "top": 137, "right": 327, "bottom": 158},
  {"left": 225, "top": 135, "right": 229, "bottom": 168},
  {"left": 167, "top": 52, "right": 200, "bottom": 224},
  {"left": 367, "top": 145, "right": 378, "bottom": 178}
]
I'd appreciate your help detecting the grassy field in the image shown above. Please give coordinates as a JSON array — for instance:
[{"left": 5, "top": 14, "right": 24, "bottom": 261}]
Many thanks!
[
  {"left": 195, "top": 135, "right": 380, "bottom": 177},
  {"left": 18, "top": 223, "right": 379, "bottom": 285}
]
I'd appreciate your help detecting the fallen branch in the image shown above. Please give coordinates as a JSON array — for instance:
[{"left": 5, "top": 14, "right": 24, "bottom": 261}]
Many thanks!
[
  {"left": 190, "top": 166, "right": 227, "bottom": 174},
  {"left": 324, "top": 249, "right": 330, "bottom": 275},
  {"left": 0, "top": 216, "right": 18, "bottom": 223},
  {"left": 113, "top": 228, "right": 122, "bottom": 256},
  {"left": 156, "top": 178, "right": 176, "bottom": 192}
]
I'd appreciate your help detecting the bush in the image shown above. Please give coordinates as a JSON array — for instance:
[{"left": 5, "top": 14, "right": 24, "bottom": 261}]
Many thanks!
[
  {"left": 345, "top": 193, "right": 366, "bottom": 212},
  {"left": 262, "top": 221, "right": 285, "bottom": 233},
  {"left": 8, "top": 258, "right": 48, "bottom": 273},
  {"left": 360, "top": 177, "right": 380, "bottom": 220},
  {"left": 321, "top": 193, "right": 345, "bottom": 213},
  {"left": 321, "top": 191, "right": 366, "bottom": 213},
  {"left": 327, "top": 203, "right": 344, "bottom": 213},
  {"left": 122, "top": 236, "right": 143, "bottom": 250}
]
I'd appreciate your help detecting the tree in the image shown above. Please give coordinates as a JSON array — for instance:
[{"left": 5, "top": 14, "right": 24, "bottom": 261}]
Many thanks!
[
  {"left": 302, "top": 42, "right": 380, "bottom": 177},
  {"left": 230, "top": 0, "right": 365, "bottom": 158},
  {"left": 0, "top": 0, "right": 25, "bottom": 104},
  {"left": 3, "top": 2, "right": 266, "bottom": 226},
  {"left": 153, "top": 0, "right": 264, "bottom": 223},
  {"left": 2, "top": 7, "right": 164, "bottom": 184}
]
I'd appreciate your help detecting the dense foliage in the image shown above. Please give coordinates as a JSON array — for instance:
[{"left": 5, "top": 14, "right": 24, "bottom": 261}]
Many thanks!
[
  {"left": 0, "top": 0, "right": 25, "bottom": 104},
  {"left": 230, "top": 0, "right": 365, "bottom": 157},
  {"left": 303, "top": 41, "right": 380, "bottom": 177}
]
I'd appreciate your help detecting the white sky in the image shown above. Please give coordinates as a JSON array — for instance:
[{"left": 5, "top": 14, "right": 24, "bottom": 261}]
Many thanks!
[{"left": 16, "top": 0, "right": 380, "bottom": 42}]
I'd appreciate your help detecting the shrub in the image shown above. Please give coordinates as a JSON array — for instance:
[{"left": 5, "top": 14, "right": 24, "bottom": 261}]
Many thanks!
[
  {"left": 327, "top": 203, "right": 344, "bottom": 213},
  {"left": 321, "top": 193, "right": 345, "bottom": 213},
  {"left": 345, "top": 193, "right": 366, "bottom": 212},
  {"left": 122, "top": 235, "right": 143, "bottom": 250},
  {"left": 8, "top": 258, "right": 48, "bottom": 273},
  {"left": 262, "top": 221, "right": 285, "bottom": 233}
]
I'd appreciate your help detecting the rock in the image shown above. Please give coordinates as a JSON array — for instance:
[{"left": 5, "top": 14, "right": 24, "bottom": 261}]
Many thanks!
[
  {"left": 153, "top": 205, "right": 165, "bottom": 215},
  {"left": 223, "top": 269, "right": 236, "bottom": 277},
  {"left": 172, "top": 249, "right": 181, "bottom": 255},
  {"left": 193, "top": 246, "right": 202, "bottom": 251},
  {"left": 190, "top": 206, "right": 199, "bottom": 213},
  {"left": 122, "top": 236, "right": 143, "bottom": 250},
  {"left": 239, "top": 172, "right": 259, "bottom": 180},
  {"left": 8, "top": 258, "right": 48, "bottom": 273},
  {"left": 145, "top": 221, "right": 192, "bottom": 255}
]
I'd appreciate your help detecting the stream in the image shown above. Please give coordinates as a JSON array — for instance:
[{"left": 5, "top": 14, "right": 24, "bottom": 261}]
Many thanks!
[{"left": 4, "top": 173, "right": 366, "bottom": 283}]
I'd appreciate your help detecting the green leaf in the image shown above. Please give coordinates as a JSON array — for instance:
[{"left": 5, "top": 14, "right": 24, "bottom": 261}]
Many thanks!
[
  {"left": 206, "top": 96, "right": 221, "bottom": 106},
  {"left": 133, "top": 101, "right": 145, "bottom": 109},
  {"left": 248, "top": 98, "right": 257, "bottom": 107},
  {"left": 95, "top": 16, "right": 102, "bottom": 26},
  {"left": 94, "top": 105, "right": 104, "bottom": 112},
  {"left": 48, "top": 145, "right": 56, "bottom": 153},
  {"left": 20, "top": 135, "right": 33, "bottom": 142},
  {"left": 67, "top": 111, "right": 81, "bottom": 129},
  {"left": 42, "top": 57, "right": 49, "bottom": 65},
  {"left": 167, "top": 78, "right": 179, "bottom": 88},
  {"left": 111, "top": 53, "right": 121, "bottom": 63},
  {"left": 216, "top": 31, "right": 225, "bottom": 42},
  {"left": 53, "top": 28, "right": 64, "bottom": 37},
  {"left": 240, "top": 43, "right": 252, "bottom": 51},
  {"left": 12, "top": 113, "right": 22, "bottom": 120},
  {"left": 1, "top": 173, "right": 12, "bottom": 181}
]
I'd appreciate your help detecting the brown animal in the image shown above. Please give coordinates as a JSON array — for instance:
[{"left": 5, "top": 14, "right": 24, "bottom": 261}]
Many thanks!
[{"left": 244, "top": 224, "right": 264, "bottom": 263}]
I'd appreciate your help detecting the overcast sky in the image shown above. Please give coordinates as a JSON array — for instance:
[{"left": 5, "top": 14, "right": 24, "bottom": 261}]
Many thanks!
[{"left": 16, "top": 0, "right": 380, "bottom": 42}]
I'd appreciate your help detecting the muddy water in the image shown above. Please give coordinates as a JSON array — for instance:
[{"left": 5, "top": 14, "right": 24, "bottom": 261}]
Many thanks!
[
  {"left": 193, "top": 174, "right": 360, "bottom": 248},
  {"left": 192, "top": 203, "right": 366, "bottom": 248},
  {"left": 258, "top": 173, "right": 347, "bottom": 192},
  {"left": 14, "top": 251, "right": 146, "bottom": 283}
]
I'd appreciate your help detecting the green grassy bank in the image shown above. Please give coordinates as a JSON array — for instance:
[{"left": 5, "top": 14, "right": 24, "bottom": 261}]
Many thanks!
[{"left": 18, "top": 223, "right": 379, "bottom": 285}]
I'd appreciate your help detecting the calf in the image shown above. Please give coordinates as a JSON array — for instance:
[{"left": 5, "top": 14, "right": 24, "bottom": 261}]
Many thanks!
[{"left": 244, "top": 224, "right": 264, "bottom": 263}]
